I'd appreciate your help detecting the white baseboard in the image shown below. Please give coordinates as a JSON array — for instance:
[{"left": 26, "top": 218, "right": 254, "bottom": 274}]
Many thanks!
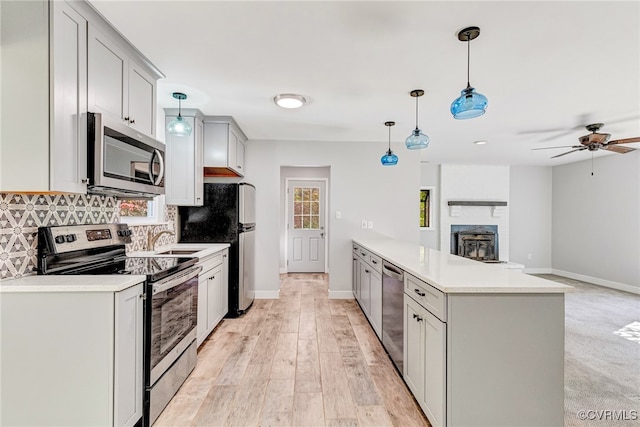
[
  {"left": 254, "top": 290, "right": 280, "bottom": 299},
  {"left": 328, "top": 290, "right": 354, "bottom": 300},
  {"left": 523, "top": 267, "right": 553, "bottom": 274},
  {"left": 552, "top": 269, "right": 640, "bottom": 295},
  {"left": 279, "top": 267, "right": 287, "bottom": 274}
]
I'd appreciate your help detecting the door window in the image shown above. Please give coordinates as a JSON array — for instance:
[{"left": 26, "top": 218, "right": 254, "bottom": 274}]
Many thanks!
[{"left": 293, "top": 186, "right": 320, "bottom": 230}]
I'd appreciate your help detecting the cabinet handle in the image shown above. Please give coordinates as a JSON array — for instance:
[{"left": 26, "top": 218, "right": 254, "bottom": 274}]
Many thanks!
[
  {"left": 130, "top": 119, "right": 135, "bottom": 124},
  {"left": 124, "top": 116, "right": 130, "bottom": 122},
  {"left": 413, "top": 313, "right": 423, "bottom": 322},
  {"left": 365, "top": 269, "right": 370, "bottom": 273},
  {"left": 361, "top": 252, "right": 366, "bottom": 256},
  {"left": 371, "top": 259, "right": 378, "bottom": 264},
  {"left": 414, "top": 289, "right": 426, "bottom": 297},
  {"left": 81, "top": 178, "right": 89, "bottom": 184}
]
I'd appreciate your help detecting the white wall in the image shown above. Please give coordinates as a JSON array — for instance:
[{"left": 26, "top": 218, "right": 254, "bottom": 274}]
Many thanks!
[
  {"left": 552, "top": 151, "right": 640, "bottom": 293},
  {"left": 244, "top": 140, "right": 421, "bottom": 299},
  {"left": 420, "top": 163, "right": 440, "bottom": 250},
  {"left": 279, "top": 166, "right": 330, "bottom": 272},
  {"left": 509, "top": 166, "right": 553, "bottom": 271},
  {"left": 439, "top": 165, "right": 511, "bottom": 260}
]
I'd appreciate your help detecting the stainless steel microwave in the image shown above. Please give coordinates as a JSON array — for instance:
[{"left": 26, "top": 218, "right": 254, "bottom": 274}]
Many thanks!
[{"left": 87, "top": 112, "right": 165, "bottom": 199}]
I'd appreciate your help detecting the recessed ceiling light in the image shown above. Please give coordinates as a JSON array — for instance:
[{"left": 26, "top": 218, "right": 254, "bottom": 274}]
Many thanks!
[
  {"left": 274, "top": 93, "right": 306, "bottom": 109},
  {"left": 474, "top": 140, "right": 487, "bottom": 145}
]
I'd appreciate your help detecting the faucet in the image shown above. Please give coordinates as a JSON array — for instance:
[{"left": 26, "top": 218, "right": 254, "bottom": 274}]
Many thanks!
[{"left": 147, "top": 228, "right": 175, "bottom": 251}]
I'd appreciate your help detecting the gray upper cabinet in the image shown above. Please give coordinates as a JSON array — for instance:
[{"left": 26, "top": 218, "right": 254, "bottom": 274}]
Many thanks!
[
  {"left": 0, "top": 0, "right": 163, "bottom": 194},
  {"left": 88, "top": 25, "right": 157, "bottom": 138},
  {"left": 1, "top": 0, "right": 87, "bottom": 193},
  {"left": 203, "top": 117, "right": 247, "bottom": 177},
  {"left": 164, "top": 108, "right": 204, "bottom": 206}
]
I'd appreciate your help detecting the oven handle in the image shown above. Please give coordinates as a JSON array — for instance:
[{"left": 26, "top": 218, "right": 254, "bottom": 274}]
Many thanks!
[{"left": 152, "top": 266, "right": 202, "bottom": 295}]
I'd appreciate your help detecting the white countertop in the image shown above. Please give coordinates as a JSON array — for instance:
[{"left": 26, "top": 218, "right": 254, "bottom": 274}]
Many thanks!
[
  {"left": 128, "top": 243, "right": 230, "bottom": 260},
  {"left": 0, "top": 274, "right": 147, "bottom": 293},
  {"left": 354, "top": 237, "right": 572, "bottom": 294}
]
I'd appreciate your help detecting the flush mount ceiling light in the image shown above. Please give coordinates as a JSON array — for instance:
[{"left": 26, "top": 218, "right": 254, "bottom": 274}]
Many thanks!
[
  {"left": 450, "top": 26, "right": 488, "bottom": 120},
  {"left": 405, "top": 89, "right": 430, "bottom": 150},
  {"left": 474, "top": 140, "right": 487, "bottom": 145},
  {"left": 166, "top": 92, "right": 193, "bottom": 136},
  {"left": 381, "top": 121, "right": 399, "bottom": 166},
  {"left": 274, "top": 93, "right": 306, "bottom": 109}
]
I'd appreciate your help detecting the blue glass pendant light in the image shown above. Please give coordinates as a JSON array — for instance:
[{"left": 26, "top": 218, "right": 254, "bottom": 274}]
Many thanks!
[
  {"left": 167, "top": 92, "right": 193, "bottom": 136},
  {"left": 381, "top": 121, "right": 399, "bottom": 166},
  {"left": 451, "top": 26, "right": 488, "bottom": 119},
  {"left": 405, "top": 89, "right": 430, "bottom": 149}
]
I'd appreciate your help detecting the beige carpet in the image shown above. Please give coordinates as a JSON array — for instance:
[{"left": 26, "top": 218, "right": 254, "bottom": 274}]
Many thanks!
[{"left": 535, "top": 274, "right": 640, "bottom": 426}]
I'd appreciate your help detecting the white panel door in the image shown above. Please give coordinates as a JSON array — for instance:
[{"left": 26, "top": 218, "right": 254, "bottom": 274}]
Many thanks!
[
  {"left": 287, "top": 180, "right": 326, "bottom": 273},
  {"left": 127, "top": 64, "right": 155, "bottom": 136},
  {"left": 88, "top": 25, "right": 126, "bottom": 121}
]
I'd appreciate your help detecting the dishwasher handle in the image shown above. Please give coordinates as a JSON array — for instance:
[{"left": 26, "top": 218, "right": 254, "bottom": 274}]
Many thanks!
[{"left": 382, "top": 262, "right": 404, "bottom": 281}]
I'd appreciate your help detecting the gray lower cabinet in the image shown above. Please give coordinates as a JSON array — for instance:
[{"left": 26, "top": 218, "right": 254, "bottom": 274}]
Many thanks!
[
  {"left": 0, "top": 282, "right": 144, "bottom": 426},
  {"left": 404, "top": 294, "right": 446, "bottom": 427},
  {"left": 196, "top": 249, "right": 229, "bottom": 346},
  {"left": 352, "top": 243, "right": 382, "bottom": 339}
]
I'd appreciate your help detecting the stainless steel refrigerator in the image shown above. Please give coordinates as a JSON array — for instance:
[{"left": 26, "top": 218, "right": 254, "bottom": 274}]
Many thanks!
[{"left": 177, "top": 183, "right": 255, "bottom": 317}]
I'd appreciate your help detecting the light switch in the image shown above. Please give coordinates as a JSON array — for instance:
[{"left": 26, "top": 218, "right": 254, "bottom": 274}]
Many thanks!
[
  {"left": 367, "top": 221, "right": 374, "bottom": 229},
  {"left": 336, "top": 210, "right": 341, "bottom": 219}
]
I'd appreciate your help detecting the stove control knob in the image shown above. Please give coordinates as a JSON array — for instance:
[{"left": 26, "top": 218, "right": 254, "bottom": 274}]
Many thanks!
[
  {"left": 65, "top": 234, "right": 76, "bottom": 243},
  {"left": 55, "top": 235, "right": 65, "bottom": 244},
  {"left": 117, "top": 230, "right": 124, "bottom": 237}
]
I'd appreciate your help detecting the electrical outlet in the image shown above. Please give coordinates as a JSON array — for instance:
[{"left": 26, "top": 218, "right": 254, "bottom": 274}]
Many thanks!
[
  {"left": 367, "top": 221, "right": 374, "bottom": 229},
  {"left": 335, "top": 210, "right": 341, "bottom": 219},
  {"left": 527, "top": 253, "right": 533, "bottom": 260},
  {"left": 361, "top": 220, "right": 367, "bottom": 229}
]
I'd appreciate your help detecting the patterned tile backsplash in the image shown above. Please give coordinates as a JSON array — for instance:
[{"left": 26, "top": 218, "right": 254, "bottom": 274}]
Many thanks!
[{"left": 0, "top": 193, "right": 178, "bottom": 280}]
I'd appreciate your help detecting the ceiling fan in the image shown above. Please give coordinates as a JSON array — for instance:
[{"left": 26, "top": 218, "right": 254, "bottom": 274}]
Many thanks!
[{"left": 532, "top": 123, "right": 640, "bottom": 158}]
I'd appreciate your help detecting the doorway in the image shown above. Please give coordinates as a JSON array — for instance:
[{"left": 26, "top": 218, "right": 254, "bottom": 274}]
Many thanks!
[{"left": 280, "top": 167, "right": 330, "bottom": 274}]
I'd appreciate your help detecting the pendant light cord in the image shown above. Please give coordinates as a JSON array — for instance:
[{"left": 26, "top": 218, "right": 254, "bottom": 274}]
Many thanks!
[
  {"left": 178, "top": 98, "right": 183, "bottom": 119},
  {"left": 415, "top": 96, "right": 419, "bottom": 129},
  {"left": 466, "top": 34, "right": 471, "bottom": 88},
  {"left": 388, "top": 124, "right": 392, "bottom": 150}
]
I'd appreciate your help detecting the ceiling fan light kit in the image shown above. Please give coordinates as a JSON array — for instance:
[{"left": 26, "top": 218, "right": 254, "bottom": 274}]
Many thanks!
[
  {"left": 405, "top": 89, "right": 430, "bottom": 149},
  {"left": 381, "top": 121, "right": 399, "bottom": 166},
  {"left": 451, "top": 26, "right": 488, "bottom": 119},
  {"left": 167, "top": 92, "right": 193, "bottom": 136}
]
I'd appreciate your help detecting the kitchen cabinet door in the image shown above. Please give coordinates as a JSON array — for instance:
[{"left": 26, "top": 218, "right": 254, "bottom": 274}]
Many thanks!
[
  {"left": 221, "top": 249, "right": 229, "bottom": 317},
  {"left": 114, "top": 283, "right": 144, "bottom": 427},
  {"left": 127, "top": 63, "right": 155, "bottom": 137},
  {"left": 359, "top": 261, "right": 371, "bottom": 317},
  {"left": 422, "top": 309, "right": 446, "bottom": 427},
  {"left": 165, "top": 111, "right": 204, "bottom": 206},
  {"left": 370, "top": 268, "right": 382, "bottom": 338},
  {"left": 207, "top": 264, "right": 224, "bottom": 330},
  {"left": 352, "top": 255, "right": 360, "bottom": 300},
  {"left": 88, "top": 25, "right": 127, "bottom": 124},
  {"left": 50, "top": 1, "right": 88, "bottom": 194},
  {"left": 196, "top": 268, "right": 210, "bottom": 346},
  {"left": 404, "top": 294, "right": 425, "bottom": 402}
]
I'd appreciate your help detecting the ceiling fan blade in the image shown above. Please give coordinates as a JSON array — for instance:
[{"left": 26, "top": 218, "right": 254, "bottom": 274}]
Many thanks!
[
  {"left": 532, "top": 145, "right": 579, "bottom": 151},
  {"left": 550, "top": 147, "right": 587, "bottom": 158},
  {"left": 607, "top": 136, "right": 640, "bottom": 145},
  {"left": 602, "top": 145, "right": 637, "bottom": 154}
]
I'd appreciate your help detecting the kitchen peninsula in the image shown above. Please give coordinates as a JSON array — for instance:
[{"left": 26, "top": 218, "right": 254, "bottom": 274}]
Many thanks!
[{"left": 352, "top": 237, "right": 572, "bottom": 427}]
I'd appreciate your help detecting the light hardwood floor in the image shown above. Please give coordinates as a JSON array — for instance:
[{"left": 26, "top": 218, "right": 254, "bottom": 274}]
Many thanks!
[{"left": 154, "top": 273, "right": 429, "bottom": 427}]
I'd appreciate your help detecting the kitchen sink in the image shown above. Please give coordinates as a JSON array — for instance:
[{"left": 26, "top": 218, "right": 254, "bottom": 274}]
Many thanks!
[{"left": 155, "top": 249, "right": 200, "bottom": 255}]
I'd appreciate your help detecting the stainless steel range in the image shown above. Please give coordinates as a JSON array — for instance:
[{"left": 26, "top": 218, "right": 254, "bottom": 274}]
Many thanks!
[{"left": 37, "top": 223, "right": 201, "bottom": 427}]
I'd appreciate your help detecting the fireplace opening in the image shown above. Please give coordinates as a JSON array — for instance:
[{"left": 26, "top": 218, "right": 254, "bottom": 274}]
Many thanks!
[{"left": 451, "top": 225, "right": 499, "bottom": 262}]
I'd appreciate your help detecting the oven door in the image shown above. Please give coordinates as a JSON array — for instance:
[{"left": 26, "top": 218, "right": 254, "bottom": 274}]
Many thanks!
[{"left": 148, "top": 265, "right": 200, "bottom": 385}]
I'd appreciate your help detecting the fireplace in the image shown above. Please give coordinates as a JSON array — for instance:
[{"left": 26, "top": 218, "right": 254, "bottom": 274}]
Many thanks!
[{"left": 451, "top": 225, "right": 499, "bottom": 262}]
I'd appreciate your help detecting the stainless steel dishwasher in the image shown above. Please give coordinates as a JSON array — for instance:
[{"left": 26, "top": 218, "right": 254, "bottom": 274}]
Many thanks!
[{"left": 382, "top": 260, "right": 405, "bottom": 374}]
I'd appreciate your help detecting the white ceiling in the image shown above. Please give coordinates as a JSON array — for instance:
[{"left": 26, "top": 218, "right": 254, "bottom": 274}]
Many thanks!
[{"left": 89, "top": 0, "right": 640, "bottom": 166}]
